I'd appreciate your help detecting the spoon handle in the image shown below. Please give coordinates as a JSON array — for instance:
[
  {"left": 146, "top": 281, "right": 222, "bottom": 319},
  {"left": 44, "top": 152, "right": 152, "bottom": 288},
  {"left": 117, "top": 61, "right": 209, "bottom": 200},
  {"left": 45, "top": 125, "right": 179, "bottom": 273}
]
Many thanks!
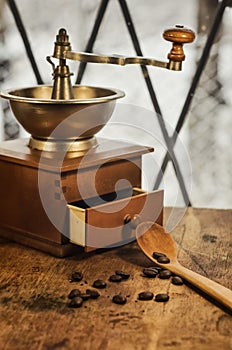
[{"left": 170, "top": 263, "right": 232, "bottom": 311}]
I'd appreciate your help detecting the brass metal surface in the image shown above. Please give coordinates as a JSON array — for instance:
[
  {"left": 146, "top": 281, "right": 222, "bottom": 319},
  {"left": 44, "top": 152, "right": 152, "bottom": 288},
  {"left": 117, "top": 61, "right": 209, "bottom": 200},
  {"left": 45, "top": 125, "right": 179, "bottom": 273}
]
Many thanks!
[
  {"left": 51, "top": 64, "right": 74, "bottom": 100},
  {"left": 65, "top": 51, "right": 169, "bottom": 68},
  {"left": 52, "top": 26, "right": 195, "bottom": 70},
  {"left": 28, "top": 136, "right": 97, "bottom": 152},
  {"left": 52, "top": 28, "right": 72, "bottom": 58},
  {"left": 48, "top": 28, "right": 74, "bottom": 100},
  {"left": 0, "top": 85, "right": 124, "bottom": 104},
  {"left": 0, "top": 25, "right": 195, "bottom": 152},
  {"left": 0, "top": 85, "right": 124, "bottom": 151},
  {"left": 47, "top": 26, "right": 195, "bottom": 102}
]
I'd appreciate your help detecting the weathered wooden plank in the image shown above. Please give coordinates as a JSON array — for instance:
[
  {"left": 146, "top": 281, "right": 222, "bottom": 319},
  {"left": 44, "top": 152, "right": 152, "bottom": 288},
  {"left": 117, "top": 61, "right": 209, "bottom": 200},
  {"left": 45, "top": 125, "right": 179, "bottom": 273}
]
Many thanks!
[{"left": 0, "top": 208, "right": 231, "bottom": 350}]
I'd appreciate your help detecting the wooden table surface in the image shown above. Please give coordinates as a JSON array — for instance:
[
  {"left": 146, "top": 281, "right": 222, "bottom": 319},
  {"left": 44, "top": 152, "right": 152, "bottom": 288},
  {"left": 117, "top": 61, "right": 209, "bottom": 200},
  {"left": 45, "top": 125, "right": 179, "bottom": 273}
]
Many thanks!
[{"left": 0, "top": 208, "right": 231, "bottom": 350}]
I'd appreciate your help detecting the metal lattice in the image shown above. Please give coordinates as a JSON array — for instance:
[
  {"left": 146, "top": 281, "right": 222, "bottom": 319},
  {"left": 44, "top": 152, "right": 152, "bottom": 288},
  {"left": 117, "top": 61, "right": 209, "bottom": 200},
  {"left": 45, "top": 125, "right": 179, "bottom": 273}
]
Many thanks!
[
  {"left": 189, "top": 0, "right": 232, "bottom": 207},
  {"left": 0, "top": 14, "right": 20, "bottom": 140}
]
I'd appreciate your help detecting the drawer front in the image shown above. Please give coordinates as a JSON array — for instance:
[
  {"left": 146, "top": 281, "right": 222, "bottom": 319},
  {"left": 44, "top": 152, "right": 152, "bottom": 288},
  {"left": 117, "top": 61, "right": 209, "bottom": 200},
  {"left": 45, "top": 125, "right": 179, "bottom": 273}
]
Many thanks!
[
  {"left": 62, "top": 158, "right": 141, "bottom": 203},
  {"left": 68, "top": 188, "right": 163, "bottom": 250}
]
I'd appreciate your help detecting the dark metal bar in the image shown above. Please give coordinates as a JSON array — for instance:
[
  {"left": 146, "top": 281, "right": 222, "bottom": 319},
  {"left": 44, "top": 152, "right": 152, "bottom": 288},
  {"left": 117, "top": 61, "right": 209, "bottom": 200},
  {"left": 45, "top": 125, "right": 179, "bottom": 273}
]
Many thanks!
[
  {"left": 118, "top": 0, "right": 163, "bottom": 117},
  {"left": 7, "top": 0, "right": 43, "bottom": 84},
  {"left": 118, "top": 0, "right": 191, "bottom": 205},
  {"left": 76, "top": 0, "right": 110, "bottom": 84},
  {"left": 153, "top": 0, "right": 228, "bottom": 190},
  {"left": 74, "top": 0, "right": 191, "bottom": 204}
]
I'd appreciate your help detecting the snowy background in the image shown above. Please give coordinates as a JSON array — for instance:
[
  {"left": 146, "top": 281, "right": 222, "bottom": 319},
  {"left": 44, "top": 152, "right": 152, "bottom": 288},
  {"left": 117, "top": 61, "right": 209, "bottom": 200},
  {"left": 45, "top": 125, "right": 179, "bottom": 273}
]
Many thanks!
[{"left": 0, "top": 0, "right": 232, "bottom": 209}]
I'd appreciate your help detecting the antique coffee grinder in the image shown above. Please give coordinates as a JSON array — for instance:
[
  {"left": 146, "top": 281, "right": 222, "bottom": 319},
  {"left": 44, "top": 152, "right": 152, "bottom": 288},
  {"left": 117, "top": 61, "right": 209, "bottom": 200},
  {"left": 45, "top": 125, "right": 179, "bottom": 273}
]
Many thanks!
[{"left": 0, "top": 26, "right": 195, "bottom": 257}]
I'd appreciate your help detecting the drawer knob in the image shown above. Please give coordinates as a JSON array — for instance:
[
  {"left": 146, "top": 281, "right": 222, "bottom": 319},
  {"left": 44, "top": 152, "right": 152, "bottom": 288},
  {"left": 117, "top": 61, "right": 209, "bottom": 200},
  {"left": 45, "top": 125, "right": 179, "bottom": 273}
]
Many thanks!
[{"left": 124, "top": 214, "right": 142, "bottom": 229}]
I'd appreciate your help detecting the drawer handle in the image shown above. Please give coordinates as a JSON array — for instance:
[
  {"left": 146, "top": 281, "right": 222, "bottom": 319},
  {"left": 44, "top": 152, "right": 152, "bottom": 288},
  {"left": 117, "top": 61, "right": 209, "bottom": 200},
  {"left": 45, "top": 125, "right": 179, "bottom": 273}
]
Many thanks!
[{"left": 124, "top": 214, "right": 141, "bottom": 229}]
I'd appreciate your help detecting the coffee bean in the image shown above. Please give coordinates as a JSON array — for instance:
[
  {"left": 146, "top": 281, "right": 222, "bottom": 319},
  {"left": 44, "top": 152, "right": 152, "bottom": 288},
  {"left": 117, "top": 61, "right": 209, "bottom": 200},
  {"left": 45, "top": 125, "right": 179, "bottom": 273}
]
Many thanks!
[
  {"left": 115, "top": 270, "right": 130, "bottom": 280},
  {"left": 171, "top": 276, "right": 184, "bottom": 285},
  {"left": 68, "top": 289, "right": 81, "bottom": 299},
  {"left": 152, "top": 266, "right": 163, "bottom": 272},
  {"left": 86, "top": 289, "right": 100, "bottom": 299},
  {"left": 112, "top": 294, "right": 127, "bottom": 305},
  {"left": 142, "top": 268, "right": 158, "bottom": 278},
  {"left": 79, "top": 293, "right": 91, "bottom": 301},
  {"left": 156, "top": 256, "right": 170, "bottom": 264},
  {"left": 68, "top": 296, "right": 83, "bottom": 308},
  {"left": 71, "top": 271, "right": 83, "bottom": 282},
  {"left": 154, "top": 293, "right": 169, "bottom": 302},
  {"left": 92, "top": 279, "right": 107, "bottom": 289},
  {"left": 152, "top": 252, "right": 166, "bottom": 259},
  {"left": 109, "top": 274, "right": 123, "bottom": 282},
  {"left": 158, "top": 269, "right": 172, "bottom": 279},
  {"left": 138, "top": 291, "right": 154, "bottom": 301},
  {"left": 148, "top": 267, "right": 160, "bottom": 273}
]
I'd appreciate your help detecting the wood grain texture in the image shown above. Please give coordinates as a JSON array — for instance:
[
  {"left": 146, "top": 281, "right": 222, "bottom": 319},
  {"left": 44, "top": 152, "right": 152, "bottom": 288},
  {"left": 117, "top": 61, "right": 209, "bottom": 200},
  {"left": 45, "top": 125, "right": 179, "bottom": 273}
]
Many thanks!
[
  {"left": 0, "top": 138, "right": 153, "bottom": 172},
  {"left": 0, "top": 208, "right": 231, "bottom": 350},
  {"left": 0, "top": 138, "right": 149, "bottom": 256}
]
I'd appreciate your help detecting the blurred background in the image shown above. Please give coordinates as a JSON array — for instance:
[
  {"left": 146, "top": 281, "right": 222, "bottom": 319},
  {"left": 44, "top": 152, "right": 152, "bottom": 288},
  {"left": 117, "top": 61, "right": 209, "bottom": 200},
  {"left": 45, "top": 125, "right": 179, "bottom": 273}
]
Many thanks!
[{"left": 0, "top": 0, "right": 232, "bottom": 209}]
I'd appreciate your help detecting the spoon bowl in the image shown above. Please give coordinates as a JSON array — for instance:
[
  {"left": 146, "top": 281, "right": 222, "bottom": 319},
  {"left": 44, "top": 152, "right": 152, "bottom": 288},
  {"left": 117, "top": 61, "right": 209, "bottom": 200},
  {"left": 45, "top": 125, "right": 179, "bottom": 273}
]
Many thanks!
[{"left": 136, "top": 222, "right": 232, "bottom": 311}]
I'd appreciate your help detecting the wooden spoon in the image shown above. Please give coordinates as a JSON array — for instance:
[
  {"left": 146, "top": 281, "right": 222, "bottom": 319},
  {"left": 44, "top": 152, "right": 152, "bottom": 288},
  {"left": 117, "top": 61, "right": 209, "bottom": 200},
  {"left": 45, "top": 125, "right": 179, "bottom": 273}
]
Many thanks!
[{"left": 136, "top": 222, "right": 232, "bottom": 311}]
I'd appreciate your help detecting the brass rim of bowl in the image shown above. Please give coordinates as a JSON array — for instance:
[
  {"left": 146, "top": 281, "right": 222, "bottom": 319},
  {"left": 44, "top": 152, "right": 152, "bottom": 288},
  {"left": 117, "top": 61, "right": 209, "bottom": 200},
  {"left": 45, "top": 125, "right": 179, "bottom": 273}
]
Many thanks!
[{"left": 0, "top": 85, "right": 125, "bottom": 104}]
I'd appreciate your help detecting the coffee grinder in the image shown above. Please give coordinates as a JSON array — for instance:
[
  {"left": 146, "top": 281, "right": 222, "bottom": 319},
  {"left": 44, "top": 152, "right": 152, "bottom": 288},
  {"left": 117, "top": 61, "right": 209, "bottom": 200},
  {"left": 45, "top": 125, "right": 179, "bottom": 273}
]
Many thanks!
[{"left": 0, "top": 26, "right": 195, "bottom": 256}]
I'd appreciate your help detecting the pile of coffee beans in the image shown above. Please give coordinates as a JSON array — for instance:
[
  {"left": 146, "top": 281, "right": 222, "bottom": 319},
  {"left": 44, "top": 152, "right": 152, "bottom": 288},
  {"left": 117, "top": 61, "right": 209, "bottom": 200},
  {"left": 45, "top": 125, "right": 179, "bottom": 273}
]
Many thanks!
[
  {"left": 115, "top": 270, "right": 130, "bottom": 280},
  {"left": 68, "top": 288, "right": 100, "bottom": 308},
  {"left": 142, "top": 267, "right": 159, "bottom": 278},
  {"left": 136, "top": 251, "right": 184, "bottom": 303},
  {"left": 67, "top": 269, "right": 130, "bottom": 308},
  {"left": 67, "top": 252, "right": 184, "bottom": 308},
  {"left": 141, "top": 266, "right": 181, "bottom": 284},
  {"left": 152, "top": 251, "right": 170, "bottom": 264},
  {"left": 136, "top": 291, "right": 170, "bottom": 302}
]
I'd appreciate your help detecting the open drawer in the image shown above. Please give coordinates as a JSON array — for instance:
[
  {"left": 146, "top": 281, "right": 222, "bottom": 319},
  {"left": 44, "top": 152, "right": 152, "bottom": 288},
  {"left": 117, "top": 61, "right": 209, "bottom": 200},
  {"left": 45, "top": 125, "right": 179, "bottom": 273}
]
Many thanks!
[{"left": 67, "top": 188, "right": 163, "bottom": 251}]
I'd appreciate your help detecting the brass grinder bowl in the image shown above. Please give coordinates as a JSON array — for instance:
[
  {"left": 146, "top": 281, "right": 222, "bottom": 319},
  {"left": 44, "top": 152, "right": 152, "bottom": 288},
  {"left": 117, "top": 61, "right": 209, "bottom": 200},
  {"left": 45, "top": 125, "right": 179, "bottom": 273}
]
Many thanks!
[{"left": 0, "top": 85, "right": 125, "bottom": 152}]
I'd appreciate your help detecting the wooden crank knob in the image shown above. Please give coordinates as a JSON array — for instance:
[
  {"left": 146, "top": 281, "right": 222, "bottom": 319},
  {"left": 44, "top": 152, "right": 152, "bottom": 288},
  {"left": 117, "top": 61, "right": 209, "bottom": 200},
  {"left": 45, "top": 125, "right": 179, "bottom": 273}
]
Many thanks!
[
  {"left": 163, "top": 25, "right": 195, "bottom": 63},
  {"left": 163, "top": 25, "right": 195, "bottom": 44}
]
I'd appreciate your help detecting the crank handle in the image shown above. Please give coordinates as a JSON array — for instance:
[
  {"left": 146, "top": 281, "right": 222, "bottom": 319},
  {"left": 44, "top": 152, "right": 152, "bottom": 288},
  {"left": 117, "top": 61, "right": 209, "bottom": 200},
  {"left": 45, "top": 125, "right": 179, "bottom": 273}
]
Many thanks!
[{"left": 51, "top": 26, "right": 195, "bottom": 72}]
